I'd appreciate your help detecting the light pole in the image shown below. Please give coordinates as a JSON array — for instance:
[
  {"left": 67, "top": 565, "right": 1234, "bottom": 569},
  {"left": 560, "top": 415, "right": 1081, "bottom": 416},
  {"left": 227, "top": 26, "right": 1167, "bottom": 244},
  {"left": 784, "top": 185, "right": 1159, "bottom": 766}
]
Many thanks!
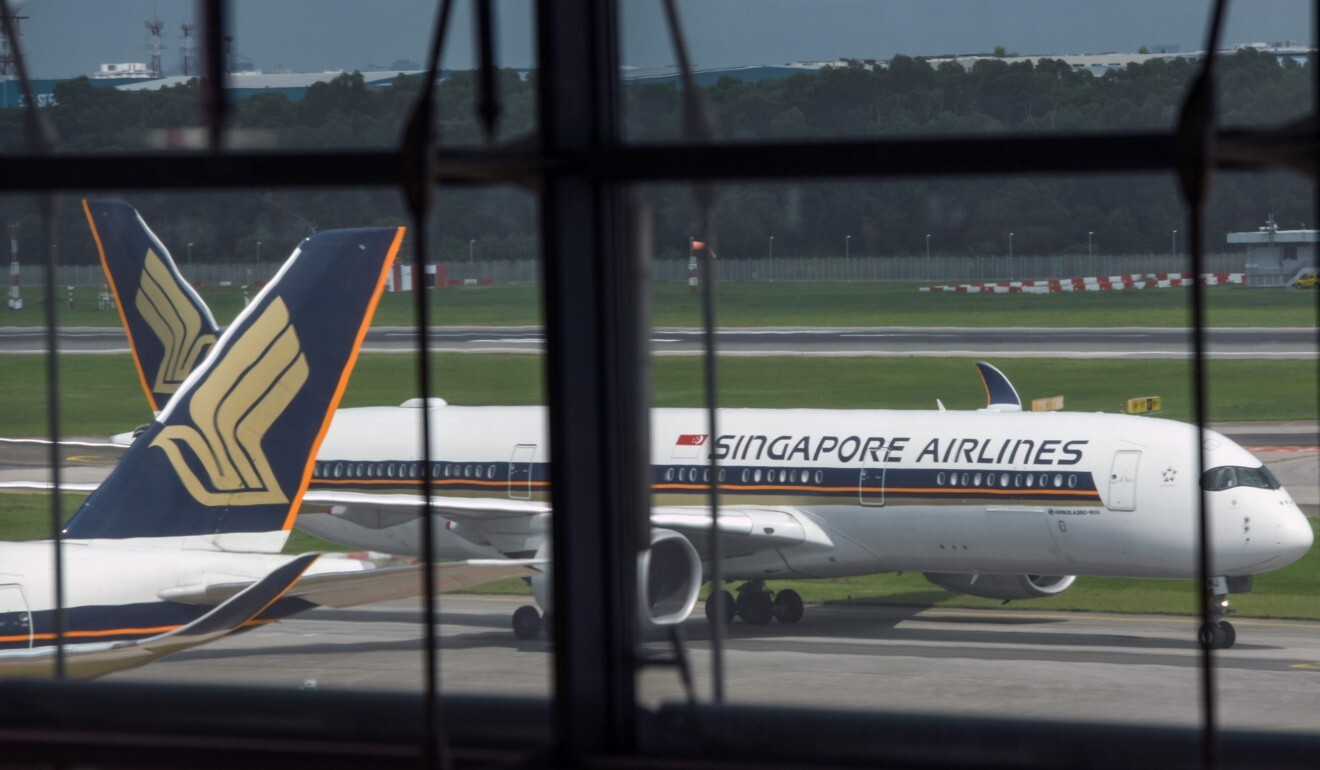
[
  {"left": 256, "top": 241, "right": 261, "bottom": 279},
  {"left": 845, "top": 234, "right": 850, "bottom": 260},
  {"left": 1009, "top": 232, "right": 1014, "bottom": 259},
  {"left": 925, "top": 234, "right": 931, "bottom": 280},
  {"left": 187, "top": 242, "right": 193, "bottom": 268},
  {"left": 469, "top": 239, "right": 475, "bottom": 274},
  {"left": 1172, "top": 229, "right": 1177, "bottom": 258},
  {"left": 769, "top": 235, "right": 774, "bottom": 261},
  {"left": 1087, "top": 231, "right": 1093, "bottom": 259}
]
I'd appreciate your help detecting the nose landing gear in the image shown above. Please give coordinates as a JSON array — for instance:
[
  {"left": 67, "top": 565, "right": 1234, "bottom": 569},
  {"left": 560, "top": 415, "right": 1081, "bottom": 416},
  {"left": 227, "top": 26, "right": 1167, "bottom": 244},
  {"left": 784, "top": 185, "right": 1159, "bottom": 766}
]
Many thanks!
[
  {"left": 1198, "top": 576, "right": 1243, "bottom": 650},
  {"left": 706, "top": 581, "right": 804, "bottom": 626}
]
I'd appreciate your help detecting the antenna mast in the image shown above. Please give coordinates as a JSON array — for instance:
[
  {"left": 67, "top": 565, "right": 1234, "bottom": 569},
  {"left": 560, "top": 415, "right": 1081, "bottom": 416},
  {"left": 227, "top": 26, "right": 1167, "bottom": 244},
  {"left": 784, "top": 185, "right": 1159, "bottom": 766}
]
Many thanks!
[
  {"left": 180, "top": 22, "right": 195, "bottom": 76},
  {"left": 144, "top": 18, "right": 166, "bottom": 77}
]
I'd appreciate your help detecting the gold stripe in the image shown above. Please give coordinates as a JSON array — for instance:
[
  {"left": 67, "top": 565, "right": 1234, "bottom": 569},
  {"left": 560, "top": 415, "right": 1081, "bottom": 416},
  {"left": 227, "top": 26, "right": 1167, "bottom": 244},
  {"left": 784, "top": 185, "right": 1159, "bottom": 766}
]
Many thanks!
[{"left": 152, "top": 298, "right": 305, "bottom": 506}]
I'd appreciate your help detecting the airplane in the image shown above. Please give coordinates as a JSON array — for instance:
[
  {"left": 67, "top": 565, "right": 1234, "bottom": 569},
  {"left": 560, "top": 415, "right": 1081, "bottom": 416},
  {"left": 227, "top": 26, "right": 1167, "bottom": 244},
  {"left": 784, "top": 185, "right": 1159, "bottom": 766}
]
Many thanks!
[
  {"left": 84, "top": 200, "right": 1313, "bottom": 650},
  {"left": 0, "top": 217, "right": 535, "bottom": 677}
]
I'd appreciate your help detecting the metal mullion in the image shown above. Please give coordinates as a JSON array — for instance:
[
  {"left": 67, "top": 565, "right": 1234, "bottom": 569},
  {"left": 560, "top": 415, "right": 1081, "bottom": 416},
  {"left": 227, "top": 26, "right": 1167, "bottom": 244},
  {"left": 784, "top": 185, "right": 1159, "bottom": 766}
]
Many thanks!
[
  {"left": 539, "top": 0, "right": 642, "bottom": 762},
  {"left": 2, "top": 130, "right": 1309, "bottom": 194}
]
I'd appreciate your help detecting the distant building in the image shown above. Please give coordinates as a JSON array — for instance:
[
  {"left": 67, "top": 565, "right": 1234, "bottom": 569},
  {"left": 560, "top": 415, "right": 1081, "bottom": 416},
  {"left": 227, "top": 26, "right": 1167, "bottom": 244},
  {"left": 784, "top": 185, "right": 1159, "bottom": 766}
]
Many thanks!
[
  {"left": 93, "top": 62, "right": 155, "bottom": 80},
  {"left": 1227, "top": 215, "right": 1319, "bottom": 287}
]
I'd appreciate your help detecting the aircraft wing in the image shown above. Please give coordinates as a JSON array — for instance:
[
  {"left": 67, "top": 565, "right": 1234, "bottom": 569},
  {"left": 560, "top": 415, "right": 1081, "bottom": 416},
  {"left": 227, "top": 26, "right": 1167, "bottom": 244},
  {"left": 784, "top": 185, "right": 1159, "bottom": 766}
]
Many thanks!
[
  {"left": 651, "top": 505, "right": 835, "bottom": 558},
  {"left": 161, "top": 559, "right": 543, "bottom": 608},
  {"left": 300, "top": 490, "right": 832, "bottom": 561},
  {"left": 0, "top": 553, "right": 319, "bottom": 680},
  {"left": 300, "top": 490, "right": 550, "bottom": 521}
]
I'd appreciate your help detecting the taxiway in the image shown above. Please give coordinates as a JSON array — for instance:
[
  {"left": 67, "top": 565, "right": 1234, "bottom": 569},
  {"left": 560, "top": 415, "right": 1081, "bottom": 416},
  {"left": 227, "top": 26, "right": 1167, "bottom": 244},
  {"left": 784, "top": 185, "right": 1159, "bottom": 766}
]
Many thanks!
[
  {"left": 104, "top": 594, "right": 1320, "bottom": 732},
  {"left": 1, "top": 325, "right": 1316, "bottom": 359}
]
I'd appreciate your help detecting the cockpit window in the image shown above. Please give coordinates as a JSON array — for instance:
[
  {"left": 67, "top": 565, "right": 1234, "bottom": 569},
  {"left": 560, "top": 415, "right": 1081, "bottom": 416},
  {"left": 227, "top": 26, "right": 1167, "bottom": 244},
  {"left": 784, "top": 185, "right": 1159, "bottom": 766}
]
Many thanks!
[{"left": 1201, "top": 465, "right": 1281, "bottom": 491}]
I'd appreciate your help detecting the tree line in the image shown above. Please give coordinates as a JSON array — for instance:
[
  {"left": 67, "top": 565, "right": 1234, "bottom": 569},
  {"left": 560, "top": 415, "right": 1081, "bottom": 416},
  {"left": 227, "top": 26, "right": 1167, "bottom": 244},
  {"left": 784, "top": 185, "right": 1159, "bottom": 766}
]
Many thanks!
[{"left": 0, "top": 48, "right": 1309, "bottom": 266}]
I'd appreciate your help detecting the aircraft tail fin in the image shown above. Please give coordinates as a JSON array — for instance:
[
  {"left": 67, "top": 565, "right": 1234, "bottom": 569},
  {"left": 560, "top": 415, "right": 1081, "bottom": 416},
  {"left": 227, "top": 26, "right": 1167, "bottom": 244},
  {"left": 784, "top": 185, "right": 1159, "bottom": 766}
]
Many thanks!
[
  {"left": 83, "top": 200, "right": 221, "bottom": 413},
  {"left": 975, "top": 361, "right": 1022, "bottom": 412},
  {"left": 63, "top": 225, "right": 405, "bottom": 553}
]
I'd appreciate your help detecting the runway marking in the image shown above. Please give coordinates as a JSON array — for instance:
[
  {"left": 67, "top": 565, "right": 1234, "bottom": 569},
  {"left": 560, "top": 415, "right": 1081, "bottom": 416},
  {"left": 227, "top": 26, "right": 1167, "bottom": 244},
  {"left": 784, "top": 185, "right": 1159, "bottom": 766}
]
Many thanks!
[{"left": 899, "top": 606, "right": 1320, "bottom": 630}]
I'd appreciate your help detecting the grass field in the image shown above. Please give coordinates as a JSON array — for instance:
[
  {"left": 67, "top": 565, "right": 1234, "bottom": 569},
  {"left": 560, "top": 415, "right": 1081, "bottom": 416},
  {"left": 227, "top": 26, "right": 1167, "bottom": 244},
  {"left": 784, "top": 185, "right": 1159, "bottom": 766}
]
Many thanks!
[
  {"left": 1, "top": 353, "right": 1316, "bottom": 436},
  {"left": 2, "top": 280, "right": 1316, "bottom": 622},
  {"left": 5, "top": 281, "right": 1318, "bottom": 329}
]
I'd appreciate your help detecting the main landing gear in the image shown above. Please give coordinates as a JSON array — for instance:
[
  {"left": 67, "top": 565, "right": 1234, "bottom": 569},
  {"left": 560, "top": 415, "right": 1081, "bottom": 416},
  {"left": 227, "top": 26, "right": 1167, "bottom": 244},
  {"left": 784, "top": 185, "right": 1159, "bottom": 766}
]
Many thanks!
[
  {"left": 705, "top": 581, "right": 804, "bottom": 626},
  {"left": 1198, "top": 576, "right": 1240, "bottom": 650},
  {"left": 513, "top": 605, "right": 549, "bottom": 640}
]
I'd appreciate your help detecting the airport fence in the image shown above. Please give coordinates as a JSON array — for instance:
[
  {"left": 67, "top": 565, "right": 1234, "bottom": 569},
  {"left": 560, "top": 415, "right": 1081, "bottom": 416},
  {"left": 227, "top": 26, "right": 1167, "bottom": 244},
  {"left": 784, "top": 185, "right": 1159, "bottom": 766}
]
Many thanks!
[{"left": 27, "top": 253, "right": 1245, "bottom": 287}]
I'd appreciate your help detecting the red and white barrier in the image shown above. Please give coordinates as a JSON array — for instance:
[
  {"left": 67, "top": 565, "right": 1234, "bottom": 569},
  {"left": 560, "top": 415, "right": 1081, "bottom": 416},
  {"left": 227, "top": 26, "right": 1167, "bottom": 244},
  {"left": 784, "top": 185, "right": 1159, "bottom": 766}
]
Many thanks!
[
  {"left": 386, "top": 263, "right": 448, "bottom": 292},
  {"left": 920, "top": 272, "right": 1244, "bottom": 294}
]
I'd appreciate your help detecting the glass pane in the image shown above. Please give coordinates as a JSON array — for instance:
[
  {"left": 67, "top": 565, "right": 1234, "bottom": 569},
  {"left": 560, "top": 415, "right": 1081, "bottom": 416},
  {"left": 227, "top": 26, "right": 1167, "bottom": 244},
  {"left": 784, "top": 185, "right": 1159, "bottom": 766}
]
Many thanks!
[
  {"left": 0, "top": 187, "right": 552, "bottom": 715},
  {"left": 635, "top": 174, "right": 1317, "bottom": 733},
  {"left": 1, "top": 1, "right": 536, "bottom": 153},
  {"left": 621, "top": 1, "right": 1312, "bottom": 142}
]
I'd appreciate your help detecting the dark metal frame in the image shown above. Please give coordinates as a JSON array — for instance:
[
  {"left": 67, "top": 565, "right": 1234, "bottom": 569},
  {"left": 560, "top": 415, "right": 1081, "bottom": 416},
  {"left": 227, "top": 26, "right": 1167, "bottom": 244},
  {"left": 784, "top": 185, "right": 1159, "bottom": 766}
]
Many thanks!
[{"left": 0, "top": 1, "right": 1316, "bottom": 768}]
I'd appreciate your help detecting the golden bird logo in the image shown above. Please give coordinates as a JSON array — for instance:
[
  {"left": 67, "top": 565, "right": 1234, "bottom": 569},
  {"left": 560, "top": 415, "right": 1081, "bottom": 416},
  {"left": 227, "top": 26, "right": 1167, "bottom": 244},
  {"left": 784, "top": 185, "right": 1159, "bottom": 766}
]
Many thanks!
[
  {"left": 137, "top": 249, "right": 218, "bottom": 397},
  {"left": 151, "top": 298, "right": 308, "bottom": 506}
]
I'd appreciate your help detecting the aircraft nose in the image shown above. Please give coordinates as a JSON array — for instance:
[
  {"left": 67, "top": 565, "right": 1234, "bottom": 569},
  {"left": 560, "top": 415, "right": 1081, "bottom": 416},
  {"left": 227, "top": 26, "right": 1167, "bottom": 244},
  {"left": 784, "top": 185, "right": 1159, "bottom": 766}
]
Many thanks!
[{"left": 1276, "top": 504, "right": 1314, "bottom": 565}]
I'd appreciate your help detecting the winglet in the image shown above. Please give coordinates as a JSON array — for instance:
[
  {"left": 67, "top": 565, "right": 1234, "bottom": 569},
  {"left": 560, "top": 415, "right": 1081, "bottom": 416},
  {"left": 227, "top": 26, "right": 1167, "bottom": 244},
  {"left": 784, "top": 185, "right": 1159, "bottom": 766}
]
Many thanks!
[
  {"left": 975, "top": 361, "right": 1022, "bottom": 412},
  {"left": 0, "top": 554, "right": 319, "bottom": 679}
]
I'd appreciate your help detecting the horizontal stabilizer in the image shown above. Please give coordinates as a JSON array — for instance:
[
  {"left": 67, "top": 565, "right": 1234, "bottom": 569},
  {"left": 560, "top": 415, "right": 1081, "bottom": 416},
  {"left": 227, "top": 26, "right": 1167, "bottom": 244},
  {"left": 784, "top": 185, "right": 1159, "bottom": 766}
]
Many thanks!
[
  {"left": 162, "top": 558, "right": 542, "bottom": 608},
  {"left": 975, "top": 361, "right": 1022, "bottom": 412},
  {"left": 0, "top": 481, "right": 102, "bottom": 493},
  {"left": 0, "top": 553, "right": 318, "bottom": 679}
]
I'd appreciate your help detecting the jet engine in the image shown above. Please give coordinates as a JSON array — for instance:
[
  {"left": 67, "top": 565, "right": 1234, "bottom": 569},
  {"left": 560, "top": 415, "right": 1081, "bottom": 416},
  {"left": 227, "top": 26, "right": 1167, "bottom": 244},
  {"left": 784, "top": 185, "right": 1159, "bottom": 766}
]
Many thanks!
[
  {"left": 528, "top": 529, "right": 702, "bottom": 627},
  {"left": 923, "top": 572, "right": 1076, "bottom": 601},
  {"left": 639, "top": 528, "right": 703, "bottom": 626}
]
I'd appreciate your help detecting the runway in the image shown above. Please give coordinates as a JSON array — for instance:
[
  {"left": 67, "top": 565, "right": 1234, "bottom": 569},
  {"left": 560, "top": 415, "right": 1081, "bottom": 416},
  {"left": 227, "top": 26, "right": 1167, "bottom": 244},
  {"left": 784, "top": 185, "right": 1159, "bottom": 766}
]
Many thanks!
[
  {"left": 104, "top": 594, "right": 1320, "bottom": 732},
  {"left": 1, "top": 325, "right": 1316, "bottom": 358}
]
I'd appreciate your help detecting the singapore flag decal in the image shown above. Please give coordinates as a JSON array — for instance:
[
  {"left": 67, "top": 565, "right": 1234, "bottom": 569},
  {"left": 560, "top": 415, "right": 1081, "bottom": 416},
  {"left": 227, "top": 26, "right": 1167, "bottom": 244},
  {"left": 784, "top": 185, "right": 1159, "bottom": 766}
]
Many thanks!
[{"left": 671, "top": 433, "right": 708, "bottom": 460}]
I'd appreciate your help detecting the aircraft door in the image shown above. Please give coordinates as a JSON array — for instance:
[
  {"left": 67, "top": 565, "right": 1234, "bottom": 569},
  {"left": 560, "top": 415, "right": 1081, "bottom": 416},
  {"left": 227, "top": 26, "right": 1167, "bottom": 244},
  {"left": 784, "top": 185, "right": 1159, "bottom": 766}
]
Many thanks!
[
  {"left": 0, "top": 585, "right": 32, "bottom": 648},
  {"left": 859, "top": 452, "right": 891, "bottom": 506},
  {"left": 1108, "top": 450, "right": 1141, "bottom": 511},
  {"left": 509, "top": 444, "right": 537, "bottom": 500}
]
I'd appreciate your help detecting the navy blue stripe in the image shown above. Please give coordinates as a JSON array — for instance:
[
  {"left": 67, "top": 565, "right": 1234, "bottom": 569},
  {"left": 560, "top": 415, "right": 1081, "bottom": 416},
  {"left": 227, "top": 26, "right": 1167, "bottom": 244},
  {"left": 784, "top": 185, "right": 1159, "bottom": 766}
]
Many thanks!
[
  {"left": 0, "top": 596, "right": 321, "bottom": 651},
  {"left": 311, "top": 460, "right": 1101, "bottom": 504}
]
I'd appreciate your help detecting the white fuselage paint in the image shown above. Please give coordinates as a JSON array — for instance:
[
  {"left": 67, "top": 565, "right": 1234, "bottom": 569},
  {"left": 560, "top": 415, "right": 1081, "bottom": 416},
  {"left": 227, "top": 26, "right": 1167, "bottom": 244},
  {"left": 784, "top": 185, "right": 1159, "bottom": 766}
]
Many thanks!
[
  {"left": 307, "top": 404, "right": 1313, "bottom": 583},
  {"left": 0, "top": 541, "right": 364, "bottom": 646}
]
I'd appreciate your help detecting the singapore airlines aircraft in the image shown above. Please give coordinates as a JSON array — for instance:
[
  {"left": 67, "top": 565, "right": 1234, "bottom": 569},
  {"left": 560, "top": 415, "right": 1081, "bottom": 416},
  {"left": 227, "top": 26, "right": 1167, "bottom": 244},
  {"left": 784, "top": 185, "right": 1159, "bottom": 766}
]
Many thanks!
[
  {"left": 86, "top": 200, "right": 1313, "bottom": 650},
  {"left": 0, "top": 218, "right": 531, "bottom": 678}
]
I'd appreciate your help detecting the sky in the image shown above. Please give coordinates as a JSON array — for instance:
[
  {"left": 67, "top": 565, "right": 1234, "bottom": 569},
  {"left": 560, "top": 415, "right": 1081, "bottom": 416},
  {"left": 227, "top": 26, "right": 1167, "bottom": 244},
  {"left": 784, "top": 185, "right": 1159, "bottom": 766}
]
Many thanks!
[{"left": 4, "top": 0, "right": 1313, "bottom": 80}]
